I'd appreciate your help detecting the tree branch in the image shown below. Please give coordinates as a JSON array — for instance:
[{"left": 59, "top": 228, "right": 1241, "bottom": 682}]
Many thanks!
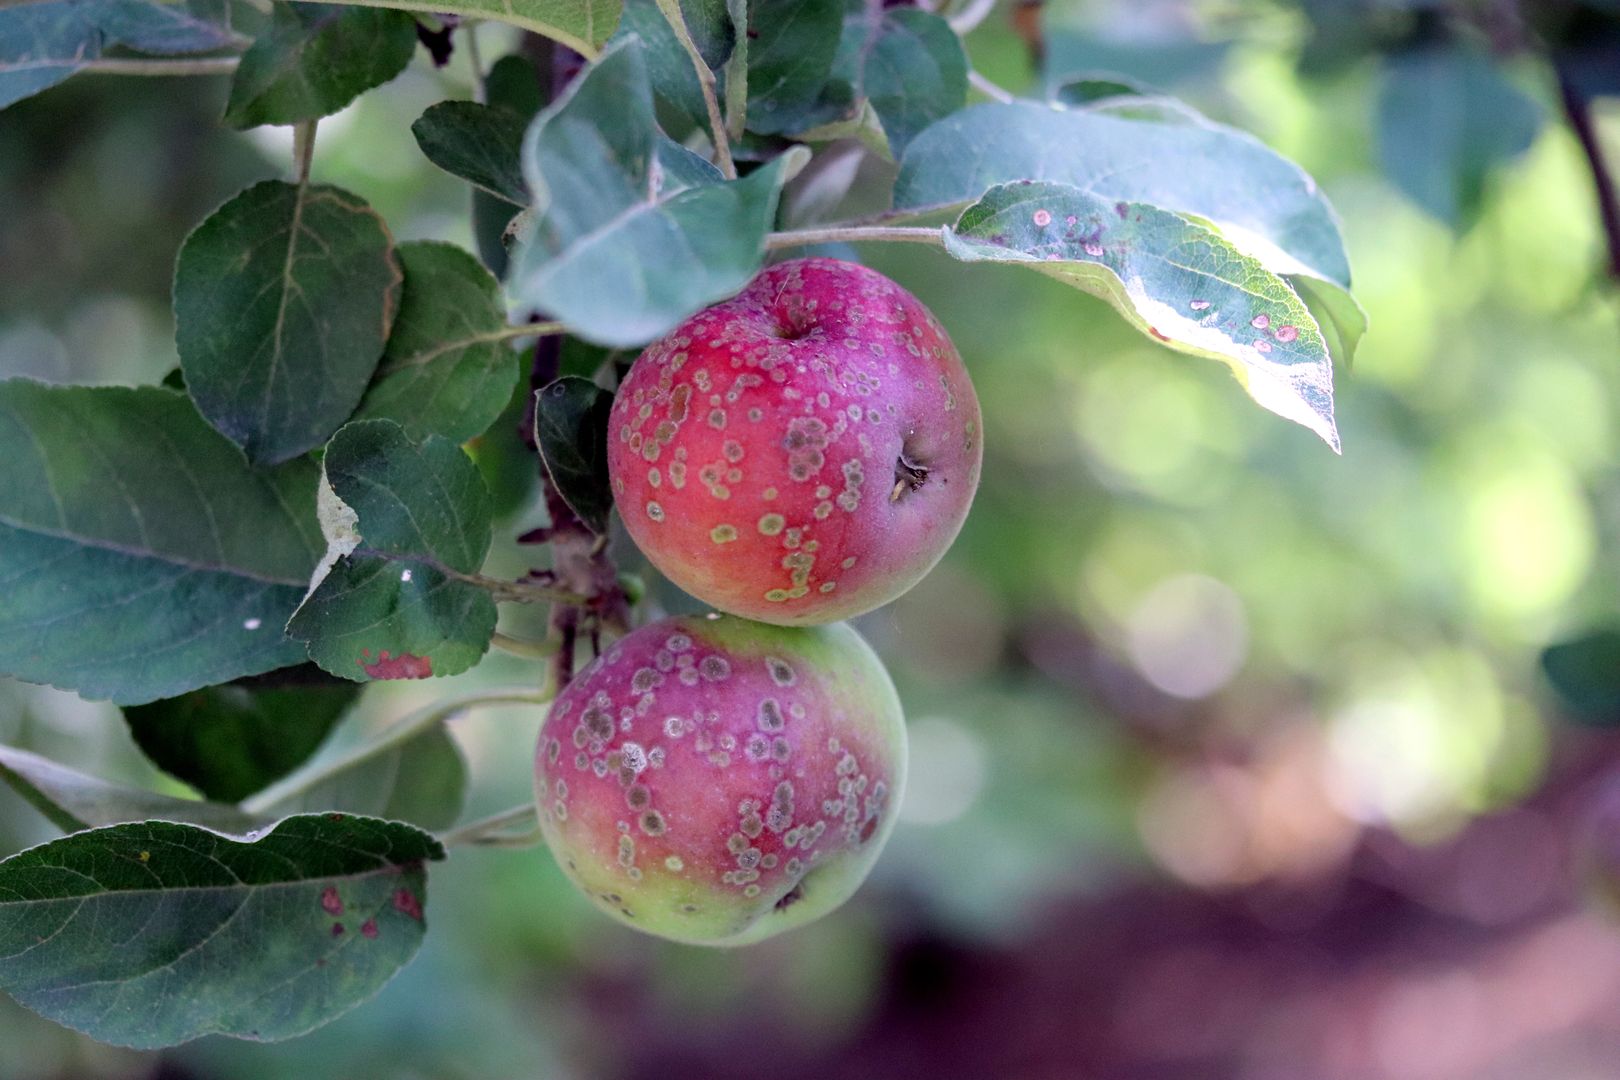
[{"left": 1557, "top": 67, "right": 1620, "bottom": 283}]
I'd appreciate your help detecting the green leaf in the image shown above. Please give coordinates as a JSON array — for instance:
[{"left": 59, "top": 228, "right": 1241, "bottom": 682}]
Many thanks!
[
  {"left": 411, "top": 101, "right": 529, "bottom": 205},
  {"left": 310, "top": 0, "right": 618, "bottom": 56},
  {"left": 534, "top": 376, "right": 615, "bottom": 534},
  {"left": 223, "top": 2, "right": 415, "bottom": 129},
  {"left": 1290, "top": 272, "right": 1366, "bottom": 373},
  {"left": 354, "top": 242, "right": 522, "bottom": 445},
  {"left": 0, "top": 814, "right": 442, "bottom": 1049},
  {"left": 509, "top": 36, "right": 803, "bottom": 347},
  {"left": 287, "top": 420, "right": 497, "bottom": 682},
  {"left": 250, "top": 715, "right": 467, "bottom": 830},
  {"left": 853, "top": 9, "right": 965, "bottom": 156},
  {"left": 174, "top": 180, "right": 403, "bottom": 465},
  {"left": 0, "top": 2, "right": 100, "bottom": 111},
  {"left": 88, "top": 0, "right": 237, "bottom": 55},
  {"left": 943, "top": 181, "right": 1338, "bottom": 449},
  {"left": 0, "top": 382, "right": 323, "bottom": 705},
  {"left": 612, "top": 0, "right": 731, "bottom": 128},
  {"left": 1377, "top": 44, "right": 1541, "bottom": 229},
  {"left": 895, "top": 99, "right": 1352, "bottom": 289},
  {"left": 121, "top": 667, "right": 363, "bottom": 803},
  {"left": 1542, "top": 629, "right": 1620, "bottom": 726},
  {"left": 0, "top": 745, "right": 258, "bottom": 833},
  {"left": 744, "top": 0, "right": 841, "bottom": 134}
]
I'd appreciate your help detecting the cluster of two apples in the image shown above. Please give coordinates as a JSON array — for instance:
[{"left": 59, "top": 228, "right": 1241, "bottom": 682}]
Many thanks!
[{"left": 534, "top": 259, "right": 983, "bottom": 944}]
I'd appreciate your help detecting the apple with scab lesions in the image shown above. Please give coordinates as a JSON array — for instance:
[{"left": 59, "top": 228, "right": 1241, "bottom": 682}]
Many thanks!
[
  {"left": 607, "top": 257, "right": 982, "bottom": 625},
  {"left": 533, "top": 613, "right": 906, "bottom": 944}
]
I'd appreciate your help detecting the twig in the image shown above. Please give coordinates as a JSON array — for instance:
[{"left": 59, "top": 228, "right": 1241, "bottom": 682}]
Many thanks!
[
  {"left": 465, "top": 21, "right": 487, "bottom": 104},
  {"left": 1558, "top": 67, "right": 1620, "bottom": 283},
  {"left": 949, "top": 0, "right": 999, "bottom": 35},
  {"left": 438, "top": 803, "right": 542, "bottom": 847},
  {"left": 491, "top": 630, "right": 563, "bottom": 659},
  {"left": 240, "top": 689, "right": 553, "bottom": 815},
  {"left": 654, "top": 0, "right": 737, "bottom": 178},
  {"left": 765, "top": 225, "right": 946, "bottom": 250},
  {"left": 79, "top": 57, "right": 241, "bottom": 77},
  {"left": 968, "top": 68, "right": 1016, "bottom": 103},
  {"left": 292, "top": 119, "right": 317, "bottom": 185}
]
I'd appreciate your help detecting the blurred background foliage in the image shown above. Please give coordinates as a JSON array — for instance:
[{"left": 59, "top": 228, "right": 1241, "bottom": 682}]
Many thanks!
[{"left": 5, "top": 0, "right": 1620, "bottom": 1075}]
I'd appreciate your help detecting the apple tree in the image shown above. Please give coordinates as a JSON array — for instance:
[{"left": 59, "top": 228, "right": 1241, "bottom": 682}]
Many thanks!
[{"left": 0, "top": 0, "right": 1369, "bottom": 1049}]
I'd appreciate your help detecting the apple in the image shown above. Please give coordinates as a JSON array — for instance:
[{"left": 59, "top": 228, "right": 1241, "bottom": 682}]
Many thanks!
[
  {"left": 533, "top": 612, "right": 907, "bottom": 945},
  {"left": 607, "top": 257, "right": 982, "bottom": 625}
]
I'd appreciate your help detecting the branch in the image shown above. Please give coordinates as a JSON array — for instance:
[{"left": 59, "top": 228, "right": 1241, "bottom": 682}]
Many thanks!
[
  {"left": 79, "top": 57, "right": 241, "bottom": 77},
  {"left": 1557, "top": 67, "right": 1620, "bottom": 283},
  {"left": 654, "top": 0, "right": 737, "bottom": 178},
  {"left": 968, "top": 68, "right": 1016, "bottom": 103},
  {"left": 439, "top": 803, "right": 542, "bottom": 848},
  {"left": 239, "top": 688, "right": 553, "bottom": 815},
  {"left": 949, "top": 0, "right": 999, "bottom": 35},
  {"left": 765, "top": 225, "right": 946, "bottom": 250}
]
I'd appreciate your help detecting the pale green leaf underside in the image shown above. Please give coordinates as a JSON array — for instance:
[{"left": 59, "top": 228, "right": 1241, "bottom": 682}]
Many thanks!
[
  {"left": 294, "top": 0, "right": 619, "bottom": 55},
  {"left": 0, "top": 814, "right": 442, "bottom": 1049},
  {"left": 0, "top": 745, "right": 258, "bottom": 833},
  {"left": 0, "top": 382, "right": 323, "bottom": 704},
  {"left": 945, "top": 181, "right": 1338, "bottom": 450}
]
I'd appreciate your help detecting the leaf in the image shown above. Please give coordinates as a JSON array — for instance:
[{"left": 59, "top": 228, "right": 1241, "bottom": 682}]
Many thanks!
[
  {"left": 1042, "top": 29, "right": 1230, "bottom": 93},
  {"left": 1290, "top": 272, "right": 1366, "bottom": 372},
  {"left": 287, "top": 420, "right": 497, "bottom": 682},
  {"left": 943, "top": 181, "right": 1338, "bottom": 449},
  {"left": 1542, "top": 629, "right": 1620, "bottom": 726},
  {"left": 0, "top": 1, "right": 100, "bottom": 111},
  {"left": 0, "top": 745, "right": 258, "bottom": 833},
  {"left": 1377, "top": 44, "right": 1541, "bottom": 229},
  {"left": 612, "top": 0, "right": 730, "bottom": 129},
  {"left": 534, "top": 376, "right": 615, "bottom": 534},
  {"left": 222, "top": 3, "right": 417, "bottom": 129},
  {"left": 121, "top": 666, "right": 363, "bottom": 803},
  {"left": 895, "top": 99, "right": 1352, "bottom": 289},
  {"left": 855, "top": 9, "right": 965, "bottom": 156},
  {"left": 88, "top": 0, "right": 237, "bottom": 55},
  {"left": 0, "top": 814, "right": 442, "bottom": 1049},
  {"left": 174, "top": 180, "right": 402, "bottom": 465},
  {"left": 354, "top": 242, "right": 522, "bottom": 445},
  {"left": 0, "top": 382, "right": 323, "bottom": 705},
  {"left": 251, "top": 717, "right": 467, "bottom": 831},
  {"left": 509, "top": 36, "right": 804, "bottom": 347},
  {"left": 411, "top": 101, "right": 529, "bottom": 205},
  {"left": 309, "top": 0, "right": 618, "bottom": 56},
  {"left": 744, "top": 0, "right": 841, "bottom": 134}
]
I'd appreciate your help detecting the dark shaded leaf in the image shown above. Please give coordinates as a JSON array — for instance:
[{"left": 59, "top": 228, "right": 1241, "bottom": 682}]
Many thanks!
[
  {"left": 223, "top": 2, "right": 416, "bottom": 129},
  {"left": 534, "top": 375, "right": 615, "bottom": 533},
  {"left": 173, "top": 180, "right": 402, "bottom": 465},
  {"left": 0, "top": 382, "right": 322, "bottom": 704},
  {"left": 1377, "top": 44, "right": 1541, "bottom": 229},
  {"left": 1543, "top": 629, "right": 1620, "bottom": 725},
  {"left": 121, "top": 667, "right": 363, "bottom": 802},
  {"left": 355, "top": 241, "right": 522, "bottom": 444},
  {"left": 0, "top": 814, "right": 442, "bottom": 1049},
  {"left": 411, "top": 100, "right": 529, "bottom": 205},
  {"left": 306, "top": 0, "right": 619, "bottom": 55}
]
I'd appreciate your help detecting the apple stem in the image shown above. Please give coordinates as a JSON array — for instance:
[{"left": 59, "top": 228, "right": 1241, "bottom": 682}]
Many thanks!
[{"left": 765, "top": 226, "right": 945, "bottom": 251}]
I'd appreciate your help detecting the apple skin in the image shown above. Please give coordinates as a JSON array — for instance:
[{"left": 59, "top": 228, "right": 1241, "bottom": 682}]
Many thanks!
[
  {"left": 607, "top": 257, "right": 982, "bottom": 625},
  {"left": 533, "top": 613, "right": 906, "bottom": 945}
]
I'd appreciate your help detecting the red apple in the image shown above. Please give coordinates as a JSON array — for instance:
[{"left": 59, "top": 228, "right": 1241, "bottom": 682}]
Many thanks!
[
  {"left": 607, "top": 257, "right": 982, "bottom": 624},
  {"left": 533, "top": 613, "right": 906, "bottom": 944}
]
